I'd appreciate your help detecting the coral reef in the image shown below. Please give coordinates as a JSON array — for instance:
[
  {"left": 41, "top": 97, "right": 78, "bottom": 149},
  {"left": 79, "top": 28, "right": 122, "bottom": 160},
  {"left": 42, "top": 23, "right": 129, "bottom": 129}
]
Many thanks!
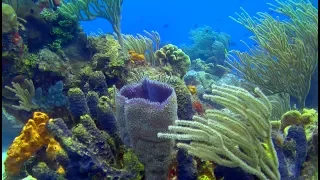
[
  {"left": 40, "top": 8, "right": 80, "bottom": 52},
  {"left": 182, "top": 26, "right": 231, "bottom": 65},
  {"left": 38, "top": 48, "right": 70, "bottom": 77},
  {"left": 46, "top": 116, "right": 134, "bottom": 179},
  {"left": 1, "top": 0, "right": 318, "bottom": 179},
  {"left": 184, "top": 70, "right": 217, "bottom": 98},
  {"left": 90, "top": 35, "right": 127, "bottom": 84}
]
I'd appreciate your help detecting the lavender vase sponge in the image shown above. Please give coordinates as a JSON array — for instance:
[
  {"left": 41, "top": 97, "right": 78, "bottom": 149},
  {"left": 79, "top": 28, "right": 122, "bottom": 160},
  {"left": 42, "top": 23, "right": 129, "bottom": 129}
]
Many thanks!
[{"left": 116, "top": 78, "right": 177, "bottom": 180}]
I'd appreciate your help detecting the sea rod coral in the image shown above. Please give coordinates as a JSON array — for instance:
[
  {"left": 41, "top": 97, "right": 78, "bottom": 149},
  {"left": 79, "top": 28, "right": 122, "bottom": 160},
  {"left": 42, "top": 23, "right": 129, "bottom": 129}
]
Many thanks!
[
  {"left": 158, "top": 84, "right": 281, "bottom": 180},
  {"left": 227, "top": 0, "right": 318, "bottom": 109}
]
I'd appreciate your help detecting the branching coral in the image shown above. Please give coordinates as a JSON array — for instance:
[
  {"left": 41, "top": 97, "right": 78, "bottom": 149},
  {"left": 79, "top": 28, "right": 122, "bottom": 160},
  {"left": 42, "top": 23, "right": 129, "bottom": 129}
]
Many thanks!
[
  {"left": 227, "top": 0, "right": 318, "bottom": 109},
  {"left": 158, "top": 84, "right": 280, "bottom": 180},
  {"left": 122, "top": 30, "right": 160, "bottom": 66},
  {"left": 58, "top": 0, "right": 124, "bottom": 46},
  {"left": 268, "top": 93, "right": 291, "bottom": 120},
  {"left": 4, "top": 79, "right": 39, "bottom": 111}
]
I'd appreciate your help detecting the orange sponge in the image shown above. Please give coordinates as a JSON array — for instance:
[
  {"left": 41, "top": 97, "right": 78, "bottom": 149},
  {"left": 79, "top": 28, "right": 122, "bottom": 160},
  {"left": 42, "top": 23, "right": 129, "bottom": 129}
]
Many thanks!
[
  {"left": 128, "top": 50, "right": 145, "bottom": 64},
  {"left": 4, "top": 112, "right": 61, "bottom": 176}
]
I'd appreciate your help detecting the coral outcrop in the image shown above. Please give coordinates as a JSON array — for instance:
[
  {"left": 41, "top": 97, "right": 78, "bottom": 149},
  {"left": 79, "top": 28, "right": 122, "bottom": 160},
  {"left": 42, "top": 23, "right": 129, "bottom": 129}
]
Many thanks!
[
  {"left": 155, "top": 44, "right": 191, "bottom": 78},
  {"left": 46, "top": 115, "right": 134, "bottom": 179}
]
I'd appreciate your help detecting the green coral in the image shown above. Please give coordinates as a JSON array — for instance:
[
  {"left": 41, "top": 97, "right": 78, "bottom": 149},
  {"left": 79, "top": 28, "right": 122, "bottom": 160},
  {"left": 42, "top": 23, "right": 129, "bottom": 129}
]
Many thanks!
[
  {"left": 2, "top": 3, "right": 18, "bottom": 33},
  {"left": 155, "top": 44, "right": 191, "bottom": 78},
  {"left": 4, "top": 79, "right": 38, "bottom": 111},
  {"left": 11, "top": 53, "right": 38, "bottom": 77},
  {"left": 167, "top": 76, "right": 194, "bottom": 120},
  {"left": 123, "top": 149, "right": 144, "bottom": 180},
  {"left": 48, "top": 39, "right": 62, "bottom": 52},
  {"left": 91, "top": 35, "right": 127, "bottom": 81},
  {"left": 41, "top": 10, "right": 78, "bottom": 52},
  {"left": 80, "top": 66, "right": 94, "bottom": 80},
  {"left": 40, "top": 8, "right": 59, "bottom": 21},
  {"left": 280, "top": 108, "right": 318, "bottom": 141},
  {"left": 24, "top": 53, "right": 39, "bottom": 68}
]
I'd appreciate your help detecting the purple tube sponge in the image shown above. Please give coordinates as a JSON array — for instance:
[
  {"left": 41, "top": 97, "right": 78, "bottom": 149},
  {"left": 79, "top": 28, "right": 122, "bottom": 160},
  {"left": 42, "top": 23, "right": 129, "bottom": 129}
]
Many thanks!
[
  {"left": 273, "top": 125, "right": 307, "bottom": 179},
  {"left": 116, "top": 78, "right": 177, "bottom": 180},
  {"left": 67, "top": 88, "right": 89, "bottom": 119}
]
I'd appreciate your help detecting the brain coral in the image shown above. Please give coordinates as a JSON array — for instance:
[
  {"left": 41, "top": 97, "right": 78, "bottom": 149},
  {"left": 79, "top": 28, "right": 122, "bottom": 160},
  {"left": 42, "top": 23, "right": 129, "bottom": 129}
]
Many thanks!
[{"left": 155, "top": 44, "right": 191, "bottom": 78}]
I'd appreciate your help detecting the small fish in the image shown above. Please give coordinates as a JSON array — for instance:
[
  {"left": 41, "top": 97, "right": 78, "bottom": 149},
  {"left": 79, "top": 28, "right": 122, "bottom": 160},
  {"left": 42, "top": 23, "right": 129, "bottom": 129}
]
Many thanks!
[
  {"left": 193, "top": 24, "right": 198, "bottom": 28},
  {"left": 205, "top": 29, "right": 209, "bottom": 33},
  {"left": 163, "top": 24, "right": 169, "bottom": 28}
]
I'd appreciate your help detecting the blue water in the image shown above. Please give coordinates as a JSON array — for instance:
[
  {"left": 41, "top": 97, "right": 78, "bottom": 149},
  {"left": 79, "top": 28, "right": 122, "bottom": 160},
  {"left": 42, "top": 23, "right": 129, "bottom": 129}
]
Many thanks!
[{"left": 80, "top": 0, "right": 318, "bottom": 52}]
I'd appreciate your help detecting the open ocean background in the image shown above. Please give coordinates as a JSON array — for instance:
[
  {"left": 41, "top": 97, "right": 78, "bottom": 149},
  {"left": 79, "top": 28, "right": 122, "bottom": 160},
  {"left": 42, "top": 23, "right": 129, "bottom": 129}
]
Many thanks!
[{"left": 80, "top": 0, "right": 318, "bottom": 52}]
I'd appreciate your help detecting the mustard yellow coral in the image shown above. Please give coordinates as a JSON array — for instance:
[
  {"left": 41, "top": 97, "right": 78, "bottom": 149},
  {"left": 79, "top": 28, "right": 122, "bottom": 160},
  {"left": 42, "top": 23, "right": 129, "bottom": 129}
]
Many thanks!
[
  {"left": 128, "top": 50, "right": 145, "bottom": 64},
  {"left": 123, "top": 149, "right": 144, "bottom": 180},
  {"left": 281, "top": 108, "right": 318, "bottom": 141},
  {"left": 4, "top": 112, "right": 62, "bottom": 176},
  {"left": 187, "top": 85, "right": 197, "bottom": 95},
  {"left": 280, "top": 108, "right": 318, "bottom": 130},
  {"left": 46, "top": 137, "right": 63, "bottom": 161}
]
